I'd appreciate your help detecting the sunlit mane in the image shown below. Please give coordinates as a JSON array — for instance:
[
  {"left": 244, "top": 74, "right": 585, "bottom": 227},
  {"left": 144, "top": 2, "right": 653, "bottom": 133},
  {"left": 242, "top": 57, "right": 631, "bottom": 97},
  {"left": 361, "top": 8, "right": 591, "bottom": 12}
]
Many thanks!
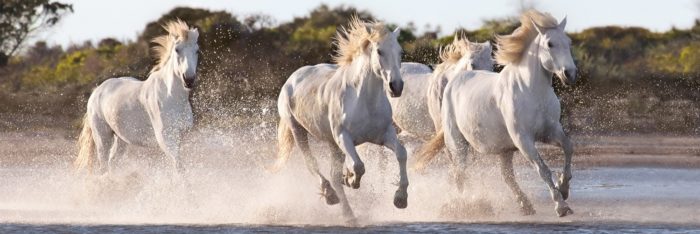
[
  {"left": 434, "top": 35, "right": 489, "bottom": 73},
  {"left": 333, "top": 16, "right": 390, "bottom": 66},
  {"left": 495, "top": 10, "right": 558, "bottom": 65},
  {"left": 150, "top": 19, "right": 194, "bottom": 73}
]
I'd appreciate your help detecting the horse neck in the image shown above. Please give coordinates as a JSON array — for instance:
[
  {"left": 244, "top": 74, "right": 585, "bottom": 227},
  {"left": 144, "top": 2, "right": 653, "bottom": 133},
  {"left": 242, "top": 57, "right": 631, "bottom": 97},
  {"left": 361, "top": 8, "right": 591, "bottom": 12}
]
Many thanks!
[
  {"left": 150, "top": 58, "right": 190, "bottom": 100},
  {"left": 503, "top": 38, "right": 553, "bottom": 94},
  {"left": 343, "top": 56, "right": 385, "bottom": 103}
]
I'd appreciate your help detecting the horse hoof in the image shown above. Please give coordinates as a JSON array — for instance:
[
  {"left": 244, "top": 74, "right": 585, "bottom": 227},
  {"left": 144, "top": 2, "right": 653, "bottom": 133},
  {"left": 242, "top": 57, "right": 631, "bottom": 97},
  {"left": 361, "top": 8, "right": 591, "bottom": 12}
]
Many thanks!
[
  {"left": 325, "top": 194, "right": 340, "bottom": 205},
  {"left": 556, "top": 206, "right": 574, "bottom": 217},
  {"left": 393, "top": 189, "right": 408, "bottom": 209},
  {"left": 321, "top": 181, "right": 340, "bottom": 205},
  {"left": 343, "top": 167, "right": 362, "bottom": 189}
]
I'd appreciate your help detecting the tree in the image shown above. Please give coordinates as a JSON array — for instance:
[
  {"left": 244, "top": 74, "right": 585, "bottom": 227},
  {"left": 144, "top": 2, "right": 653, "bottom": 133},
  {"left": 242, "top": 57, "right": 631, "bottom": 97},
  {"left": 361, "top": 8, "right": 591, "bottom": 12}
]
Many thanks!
[{"left": 0, "top": 0, "right": 73, "bottom": 66}]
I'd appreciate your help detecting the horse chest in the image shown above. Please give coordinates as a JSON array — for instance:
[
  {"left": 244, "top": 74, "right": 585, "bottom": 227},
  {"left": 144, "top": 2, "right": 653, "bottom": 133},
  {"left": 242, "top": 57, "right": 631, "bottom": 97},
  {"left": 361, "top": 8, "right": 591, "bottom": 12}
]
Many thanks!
[{"left": 343, "top": 105, "right": 391, "bottom": 143}]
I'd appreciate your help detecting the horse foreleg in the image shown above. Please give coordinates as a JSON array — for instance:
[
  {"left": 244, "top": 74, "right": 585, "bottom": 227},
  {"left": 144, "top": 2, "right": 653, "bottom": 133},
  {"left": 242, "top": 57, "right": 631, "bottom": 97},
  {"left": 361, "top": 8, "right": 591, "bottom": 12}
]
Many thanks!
[
  {"left": 336, "top": 131, "right": 364, "bottom": 189},
  {"left": 549, "top": 126, "right": 573, "bottom": 200},
  {"left": 156, "top": 129, "right": 185, "bottom": 175},
  {"left": 381, "top": 127, "right": 408, "bottom": 209},
  {"left": 499, "top": 152, "right": 535, "bottom": 215},
  {"left": 515, "top": 138, "right": 573, "bottom": 217},
  {"left": 330, "top": 146, "right": 357, "bottom": 224}
]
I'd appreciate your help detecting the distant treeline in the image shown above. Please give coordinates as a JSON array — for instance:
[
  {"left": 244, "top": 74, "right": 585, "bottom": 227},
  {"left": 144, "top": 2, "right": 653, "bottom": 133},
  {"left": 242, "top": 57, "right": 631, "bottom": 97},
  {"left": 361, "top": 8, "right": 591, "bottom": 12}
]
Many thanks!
[{"left": 0, "top": 5, "right": 699, "bottom": 134}]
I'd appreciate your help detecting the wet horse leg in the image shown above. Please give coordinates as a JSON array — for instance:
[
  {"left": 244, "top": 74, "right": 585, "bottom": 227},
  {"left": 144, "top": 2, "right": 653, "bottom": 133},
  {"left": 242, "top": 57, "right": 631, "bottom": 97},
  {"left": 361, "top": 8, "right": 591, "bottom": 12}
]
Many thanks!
[
  {"left": 514, "top": 137, "right": 573, "bottom": 217},
  {"left": 336, "top": 130, "right": 365, "bottom": 189},
  {"left": 547, "top": 125, "right": 574, "bottom": 200},
  {"left": 381, "top": 126, "right": 409, "bottom": 208},
  {"left": 499, "top": 152, "right": 535, "bottom": 215},
  {"left": 443, "top": 114, "right": 469, "bottom": 193},
  {"left": 91, "top": 118, "right": 114, "bottom": 176},
  {"left": 330, "top": 145, "right": 357, "bottom": 224},
  {"left": 108, "top": 137, "right": 127, "bottom": 174},
  {"left": 289, "top": 119, "right": 338, "bottom": 205}
]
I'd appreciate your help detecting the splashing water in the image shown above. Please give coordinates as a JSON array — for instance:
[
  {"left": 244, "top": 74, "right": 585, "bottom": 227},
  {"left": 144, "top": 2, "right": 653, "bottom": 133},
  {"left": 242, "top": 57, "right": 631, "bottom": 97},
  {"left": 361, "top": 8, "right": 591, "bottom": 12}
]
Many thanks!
[{"left": 0, "top": 114, "right": 700, "bottom": 231}]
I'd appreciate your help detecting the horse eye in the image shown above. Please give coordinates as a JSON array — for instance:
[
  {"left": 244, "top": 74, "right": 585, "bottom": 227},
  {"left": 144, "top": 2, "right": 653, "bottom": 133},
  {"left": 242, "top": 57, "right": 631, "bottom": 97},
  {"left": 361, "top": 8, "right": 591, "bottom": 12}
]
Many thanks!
[
  {"left": 547, "top": 42, "right": 554, "bottom": 48},
  {"left": 176, "top": 48, "right": 181, "bottom": 53},
  {"left": 377, "top": 50, "right": 383, "bottom": 56}
]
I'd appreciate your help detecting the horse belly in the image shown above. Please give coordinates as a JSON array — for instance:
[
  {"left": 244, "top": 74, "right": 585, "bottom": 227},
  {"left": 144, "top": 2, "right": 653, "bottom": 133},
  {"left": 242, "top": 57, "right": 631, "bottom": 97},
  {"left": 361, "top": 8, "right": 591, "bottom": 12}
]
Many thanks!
[
  {"left": 463, "top": 124, "right": 515, "bottom": 154},
  {"left": 456, "top": 98, "right": 515, "bottom": 153},
  {"left": 111, "top": 106, "right": 157, "bottom": 147}
]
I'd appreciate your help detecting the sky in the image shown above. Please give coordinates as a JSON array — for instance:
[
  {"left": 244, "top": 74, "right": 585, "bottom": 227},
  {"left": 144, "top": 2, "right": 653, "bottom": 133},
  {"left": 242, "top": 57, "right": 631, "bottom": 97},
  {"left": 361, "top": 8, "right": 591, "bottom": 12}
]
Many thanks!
[{"left": 38, "top": 0, "right": 699, "bottom": 48}]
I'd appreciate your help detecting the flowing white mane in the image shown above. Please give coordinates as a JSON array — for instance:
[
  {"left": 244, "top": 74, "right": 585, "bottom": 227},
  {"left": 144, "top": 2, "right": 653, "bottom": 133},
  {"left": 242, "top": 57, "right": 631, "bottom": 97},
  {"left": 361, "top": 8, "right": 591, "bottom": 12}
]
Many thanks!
[
  {"left": 434, "top": 34, "right": 490, "bottom": 73},
  {"left": 494, "top": 10, "right": 558, "bottom": 65},
  {"left": 150, "top": 19, "right": 196, "bottom": 73},
  {"left": 333, "top": 16, "right": 390, "bottom": 66}
]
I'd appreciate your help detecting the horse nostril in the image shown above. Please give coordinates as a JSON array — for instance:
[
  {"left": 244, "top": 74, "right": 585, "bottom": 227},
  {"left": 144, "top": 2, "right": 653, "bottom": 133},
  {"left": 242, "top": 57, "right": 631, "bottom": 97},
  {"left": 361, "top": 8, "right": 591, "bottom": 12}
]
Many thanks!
[
  {"left": 389, "top": 80, "right": 403, "bottom": 97},
  {"left": 565, "top": 69, "right": 576, "bottom": 80}
]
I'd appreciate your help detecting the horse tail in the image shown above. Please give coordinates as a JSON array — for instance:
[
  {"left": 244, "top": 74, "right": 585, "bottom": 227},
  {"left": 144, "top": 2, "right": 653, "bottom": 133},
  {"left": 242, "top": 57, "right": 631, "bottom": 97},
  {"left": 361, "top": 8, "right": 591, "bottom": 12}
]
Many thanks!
[
  {"left": 412, "top": 129, "right": 445, "bottom": 172},
  {"left": 74, "top": 114, "right": 95, "bottom": 173},
  {"left": 269, "top": 119, "right": 294, "bottom": 172}
]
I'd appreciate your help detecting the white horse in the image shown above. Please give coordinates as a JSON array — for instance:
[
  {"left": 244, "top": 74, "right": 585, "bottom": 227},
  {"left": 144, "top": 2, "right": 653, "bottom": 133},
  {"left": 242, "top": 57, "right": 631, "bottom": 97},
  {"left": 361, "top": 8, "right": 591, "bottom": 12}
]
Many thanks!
[
  {"left": 75, "top": 20, "right": 199, "bottom": 175},
  {"left": 391, "top": 36, "right": 493, "bottom": 140},
  {"left": 273, "top": 17, "right": 406, "bottom": 223},
  {"left": 414, "top": 10, "right": 577, "bottom": 217},
  {"left": 400, "top": 62, "right": 432, "bottom": 74}
]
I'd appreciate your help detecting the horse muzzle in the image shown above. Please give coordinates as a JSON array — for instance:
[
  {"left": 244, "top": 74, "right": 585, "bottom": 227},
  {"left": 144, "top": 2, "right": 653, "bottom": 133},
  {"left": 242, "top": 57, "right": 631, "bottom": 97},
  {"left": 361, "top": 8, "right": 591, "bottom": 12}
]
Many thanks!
[
  {"left": 184, "top": 75, "right": 196, "bottom": 89},
  {"left": 389, "top": 80, "right": 403, "bottom": 97},
  {"left": 558, "top": 68, "right": 577, "bottom": 86}
]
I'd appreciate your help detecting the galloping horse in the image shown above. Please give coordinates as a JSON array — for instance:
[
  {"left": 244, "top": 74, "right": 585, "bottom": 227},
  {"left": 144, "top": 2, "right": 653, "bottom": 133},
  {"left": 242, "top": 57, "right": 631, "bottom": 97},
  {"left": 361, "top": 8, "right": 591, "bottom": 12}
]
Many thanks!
[
  {"left": 273, "top": 17, "right": 406, "bottom": 222},
  {"left": 75, "top": 20, "right": 199, "bottom": 175},
  {"left": 414, "top": 10, "right": 577, "bottom": 217},
  {"left": 391, "top": 36, "right": 493, "bottom": 140}
]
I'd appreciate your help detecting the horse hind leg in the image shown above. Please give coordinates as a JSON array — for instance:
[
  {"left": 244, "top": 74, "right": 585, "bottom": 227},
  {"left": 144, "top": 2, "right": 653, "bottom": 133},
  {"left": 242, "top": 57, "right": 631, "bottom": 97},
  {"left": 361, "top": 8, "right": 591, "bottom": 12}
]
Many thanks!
[
  {"left": 288, "top": 119, "right": 338, "bottom": 205},
  {"left": 443, "top": 115, "right": 469, "bottom": 193},
  {"left": 107, "top": 137, "right": 127, "bottom": 174},
  {"left": 499, "top": 152, "right": 535, "bottom": 215},
  {"left": 91, "top": 119, "right": 114, "bottom": 175}
]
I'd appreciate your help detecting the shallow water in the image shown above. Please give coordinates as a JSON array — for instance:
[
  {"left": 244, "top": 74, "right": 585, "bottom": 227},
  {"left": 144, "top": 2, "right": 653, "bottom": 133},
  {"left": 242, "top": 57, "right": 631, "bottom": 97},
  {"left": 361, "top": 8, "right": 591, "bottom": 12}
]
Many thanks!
[
  {"left": 1, "top": 128, "right": 699, "bottom": 232},
  {"left": 2, "top": 222, "right": 699, "bottom": 233}
]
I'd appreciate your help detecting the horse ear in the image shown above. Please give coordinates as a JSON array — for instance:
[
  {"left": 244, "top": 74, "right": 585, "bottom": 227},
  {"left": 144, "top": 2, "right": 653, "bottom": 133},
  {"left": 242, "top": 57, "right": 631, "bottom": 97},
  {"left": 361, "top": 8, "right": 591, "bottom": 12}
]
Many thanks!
[
  {"left": 529, "top": 17, "right": 545, "bottom": 35},
  {"left": 453, "top": 32, "right": 460, "bottom": 42},
  {"left": 393, "top": 27, "right": 401, "bottom": 38},
  {"left": 558, "top": 16, "right": 567, "bottom": 30}
]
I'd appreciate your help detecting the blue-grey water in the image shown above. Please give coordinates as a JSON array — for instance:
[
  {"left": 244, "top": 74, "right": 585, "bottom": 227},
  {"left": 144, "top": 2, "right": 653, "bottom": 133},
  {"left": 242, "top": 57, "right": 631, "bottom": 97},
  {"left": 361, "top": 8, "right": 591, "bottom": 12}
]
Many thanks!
[{"left": 2, "top": 222, "right": 700, "bottom": 233}]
